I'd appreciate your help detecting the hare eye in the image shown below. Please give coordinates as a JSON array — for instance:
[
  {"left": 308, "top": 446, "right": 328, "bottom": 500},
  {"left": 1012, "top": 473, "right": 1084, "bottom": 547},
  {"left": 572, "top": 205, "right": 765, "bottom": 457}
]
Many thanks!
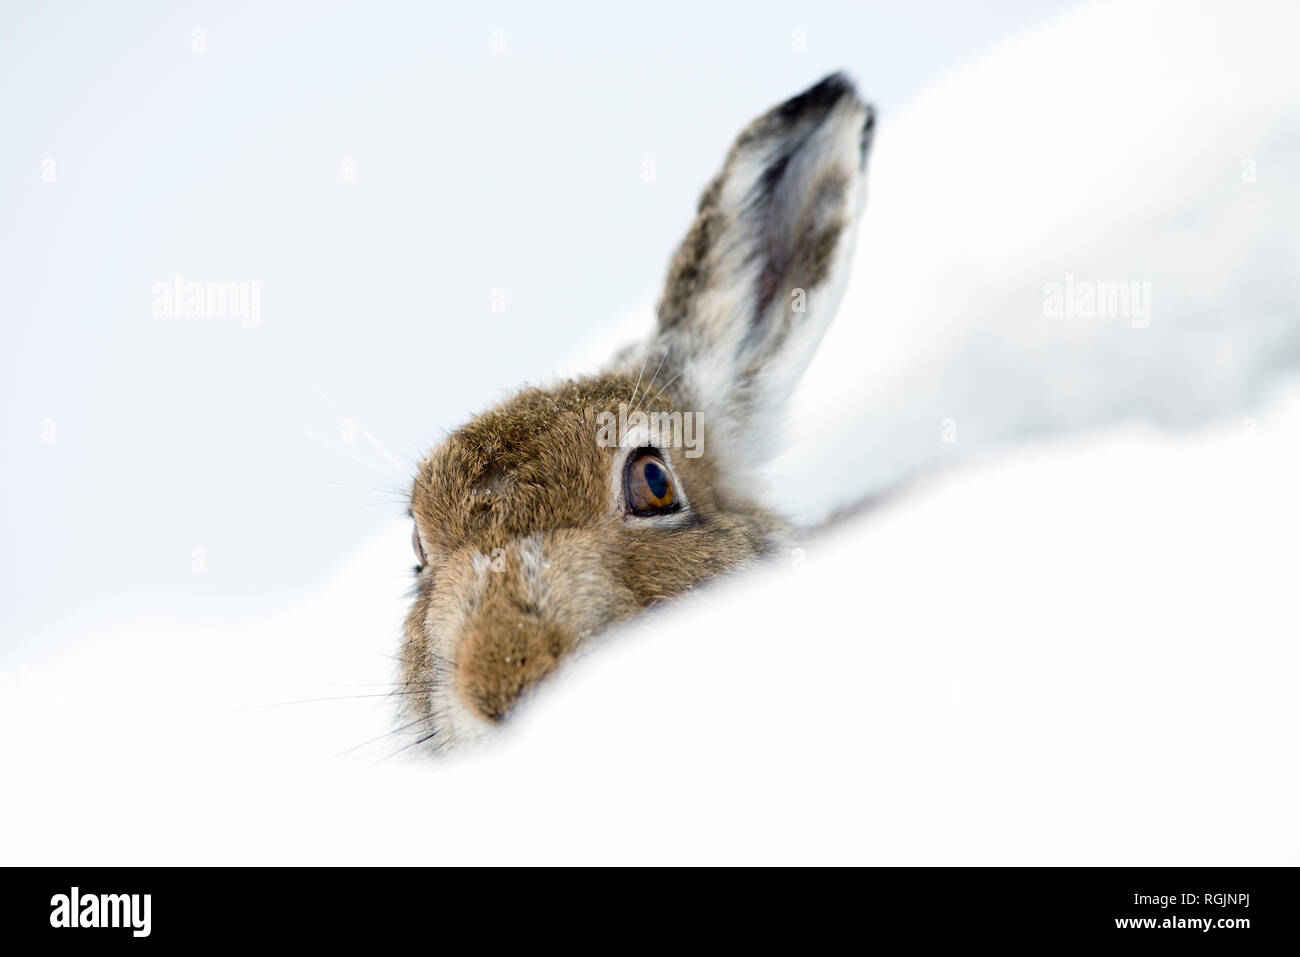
[
  {"left": 411, "top": 524, "right": 426, "bottom": 565},
  {"left": 625, "top": 450, "right": 677, "bottom": 515}
]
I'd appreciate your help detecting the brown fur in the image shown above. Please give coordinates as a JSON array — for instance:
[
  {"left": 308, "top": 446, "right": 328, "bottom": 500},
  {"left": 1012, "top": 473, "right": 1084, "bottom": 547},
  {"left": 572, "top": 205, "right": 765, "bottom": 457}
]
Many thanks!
[
  {"left": 398, "top": 73, "right": 873, "bottom": 751},
  {"left": 658, "top": 176, "right": 727, "bottom": 332},
  {"left": 402, "top": 371, "right": 786, "bottom": 739}
]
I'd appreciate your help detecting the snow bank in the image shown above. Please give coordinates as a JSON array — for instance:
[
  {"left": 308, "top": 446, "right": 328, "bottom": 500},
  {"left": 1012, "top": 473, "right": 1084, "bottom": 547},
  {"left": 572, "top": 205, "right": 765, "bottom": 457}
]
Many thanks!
[{"left": 774, "top": 0, "right": 1300, "bottom": 523}]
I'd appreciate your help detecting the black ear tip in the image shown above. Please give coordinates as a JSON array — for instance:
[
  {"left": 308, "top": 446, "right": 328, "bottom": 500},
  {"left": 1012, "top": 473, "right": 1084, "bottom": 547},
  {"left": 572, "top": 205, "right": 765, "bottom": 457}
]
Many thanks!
[
  {"left": 860, "top": 102, "right": 877, "bottom": 156},
  {"left": 779, "top": 71, "right": 859, "bottom": 121},
  {"left": 814, "top": 70, "right": 856, "bottom": 96}
]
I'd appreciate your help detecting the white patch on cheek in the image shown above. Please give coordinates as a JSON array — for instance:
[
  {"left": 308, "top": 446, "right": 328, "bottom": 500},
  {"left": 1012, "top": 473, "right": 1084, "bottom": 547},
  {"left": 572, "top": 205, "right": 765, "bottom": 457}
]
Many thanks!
[
  {"left": 468, "top": 550, "right": 495, "bottom": 579},
  {"left": 418, "top": 551, "right": 502, "bottom": 751},
  {"left": 516, "top": 533, "right": 549, "bottom": 605}
]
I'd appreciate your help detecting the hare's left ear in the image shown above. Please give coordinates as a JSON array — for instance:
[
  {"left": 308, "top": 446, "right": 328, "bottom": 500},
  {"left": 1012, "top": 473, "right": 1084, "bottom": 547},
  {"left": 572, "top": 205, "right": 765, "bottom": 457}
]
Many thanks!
[{"left": 652, "top": 73, "right": 874, "bottom": 470}]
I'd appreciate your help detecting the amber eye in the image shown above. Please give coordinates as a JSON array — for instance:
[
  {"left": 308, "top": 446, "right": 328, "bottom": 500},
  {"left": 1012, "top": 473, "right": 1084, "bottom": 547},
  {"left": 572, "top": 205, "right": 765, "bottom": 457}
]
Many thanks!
[
  {"left": 625, "top": 450, "right": 678, "bottom": 515},
  {"left": 411, "top": 524, "right": 426, "bottom": 566}
]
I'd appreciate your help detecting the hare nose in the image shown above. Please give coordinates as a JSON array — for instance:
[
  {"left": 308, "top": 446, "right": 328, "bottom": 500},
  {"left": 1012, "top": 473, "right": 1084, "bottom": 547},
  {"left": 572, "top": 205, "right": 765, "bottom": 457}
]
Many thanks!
[{"left": 457, "top": 611, "right": 572, "bottom": 723}]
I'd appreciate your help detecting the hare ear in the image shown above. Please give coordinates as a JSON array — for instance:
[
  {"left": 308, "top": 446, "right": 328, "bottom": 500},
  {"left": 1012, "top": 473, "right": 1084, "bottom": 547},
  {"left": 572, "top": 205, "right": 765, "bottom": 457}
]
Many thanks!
[{"left": 652, "top": 74, "right": 873, "bottom": 469}]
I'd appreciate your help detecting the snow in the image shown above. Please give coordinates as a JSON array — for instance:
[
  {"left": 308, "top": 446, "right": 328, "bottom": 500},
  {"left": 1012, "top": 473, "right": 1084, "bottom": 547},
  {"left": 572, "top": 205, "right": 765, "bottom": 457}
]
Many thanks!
[
  {"left": 3, "top": 0, "right": 1298, "bottom": 864},
  {"left": 773, "top": 0, "right": 1300, "bottom": 524},
  {"left": 6, "top": 384, "right": 1297, "bottom": 864}
]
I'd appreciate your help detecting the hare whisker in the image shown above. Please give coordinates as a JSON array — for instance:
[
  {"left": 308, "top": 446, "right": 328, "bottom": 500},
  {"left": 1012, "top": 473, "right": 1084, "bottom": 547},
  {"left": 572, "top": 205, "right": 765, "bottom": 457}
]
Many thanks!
[
  {"left": 236, "top": 690, "right": 430, "bottom": 711},
  {"left": 627, "top": 349, "right": 651, "bottom": 409},
  {"left": 643, "top": 369, "right": 684, "bottom": 411},
  {"left": 308, "top": 430, "right": 401, "bottom": 481},
  {"left": 632, "top": 347, "right": 670, "bottom": 416},
  {"left": 333, "top": 716, "right": 432, "bottom": 759},
  {"left": 370, "top": 729, "right": 440, "bottom": 766}
]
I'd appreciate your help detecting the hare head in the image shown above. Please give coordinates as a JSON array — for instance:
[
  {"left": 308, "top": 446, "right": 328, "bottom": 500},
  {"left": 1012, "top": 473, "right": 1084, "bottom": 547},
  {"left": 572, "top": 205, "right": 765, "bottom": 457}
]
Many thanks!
[{"left": 402, "top": 74, "right": 874, "bottom": 751}]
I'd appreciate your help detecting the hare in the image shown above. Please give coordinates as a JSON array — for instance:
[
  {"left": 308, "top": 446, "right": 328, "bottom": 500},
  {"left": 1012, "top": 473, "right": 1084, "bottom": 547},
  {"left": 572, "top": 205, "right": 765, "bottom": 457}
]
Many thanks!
[{"left": 401, "top": 74, "right": 874, "bottom": 751}]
